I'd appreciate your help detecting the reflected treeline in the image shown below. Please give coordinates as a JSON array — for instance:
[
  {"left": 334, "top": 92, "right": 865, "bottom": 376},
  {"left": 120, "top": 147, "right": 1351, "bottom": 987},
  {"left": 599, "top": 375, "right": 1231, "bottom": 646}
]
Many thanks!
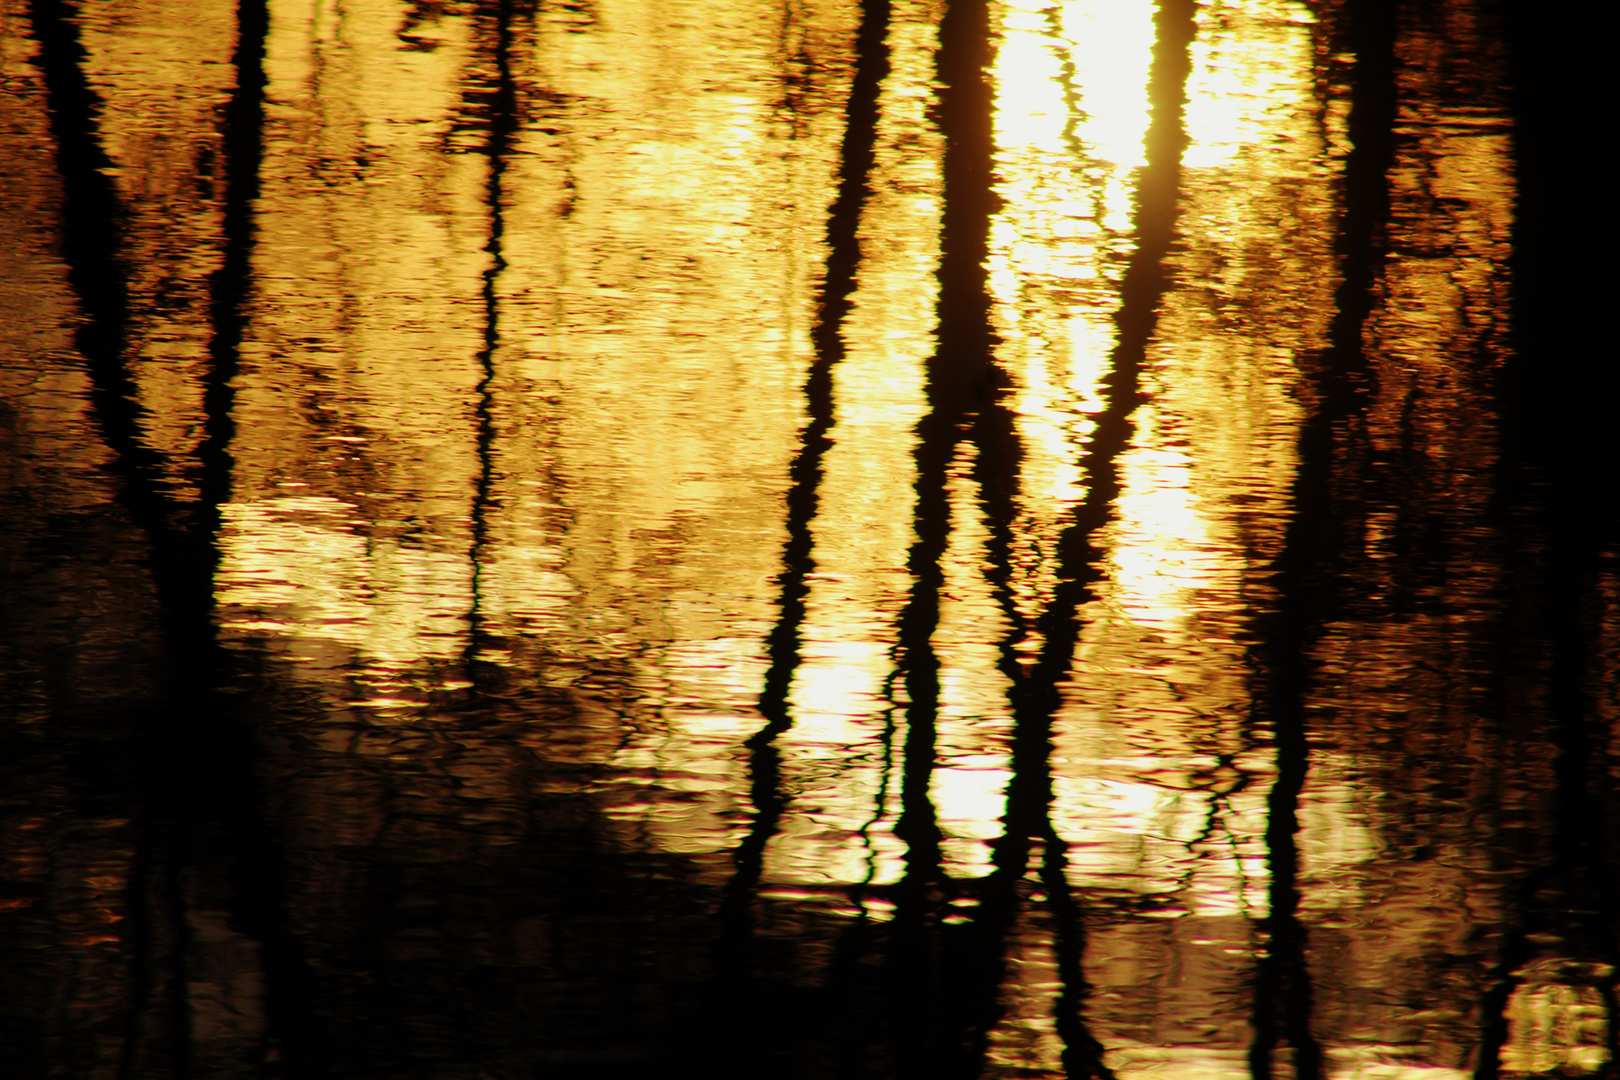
[
  {"left": 1243, "top": 0, "right": 1397, "bottom": 1074},
  {"left": 18, "top": 0, "right": 318, "bottom": 1073},
  {"left": 0, "top": 0, "right": 1615, "bottom": 1076}
]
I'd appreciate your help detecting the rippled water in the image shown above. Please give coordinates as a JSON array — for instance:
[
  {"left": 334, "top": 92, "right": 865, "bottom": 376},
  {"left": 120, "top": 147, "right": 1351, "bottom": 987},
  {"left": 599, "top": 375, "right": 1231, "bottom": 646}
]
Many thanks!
[{"left": 1, "top": 0, "right": 1615, "bottom": 1075}]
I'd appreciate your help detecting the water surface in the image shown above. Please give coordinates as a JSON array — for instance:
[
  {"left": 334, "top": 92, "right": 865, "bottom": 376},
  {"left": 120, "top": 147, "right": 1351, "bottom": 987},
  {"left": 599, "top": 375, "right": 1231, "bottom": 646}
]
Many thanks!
[{"left": 1, "top": 0, "right": 1615, "bottom": 1076}]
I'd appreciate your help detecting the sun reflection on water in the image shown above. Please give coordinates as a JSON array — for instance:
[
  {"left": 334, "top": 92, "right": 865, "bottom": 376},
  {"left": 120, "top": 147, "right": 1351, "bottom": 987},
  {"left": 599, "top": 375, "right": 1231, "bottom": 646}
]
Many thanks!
[{"left": 0, "top": 0, "right": 1566, "bottom": 1071}]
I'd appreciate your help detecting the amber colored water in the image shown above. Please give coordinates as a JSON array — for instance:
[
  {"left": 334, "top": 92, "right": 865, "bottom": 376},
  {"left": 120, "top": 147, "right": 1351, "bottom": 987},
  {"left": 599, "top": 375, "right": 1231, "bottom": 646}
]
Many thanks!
[{"left": 1, "top": 0, "right": 1615, "bottom": 1076}]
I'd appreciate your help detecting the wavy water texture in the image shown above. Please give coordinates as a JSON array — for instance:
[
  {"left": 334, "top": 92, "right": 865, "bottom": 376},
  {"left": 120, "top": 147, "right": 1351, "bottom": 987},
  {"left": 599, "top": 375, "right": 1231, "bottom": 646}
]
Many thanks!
[{"left": 0, "top": 0, "right": 1612, "bottom": 1077}]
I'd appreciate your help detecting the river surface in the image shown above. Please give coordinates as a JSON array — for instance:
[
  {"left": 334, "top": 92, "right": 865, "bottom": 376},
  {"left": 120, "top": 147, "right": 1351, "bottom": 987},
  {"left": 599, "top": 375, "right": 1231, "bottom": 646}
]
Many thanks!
[{"left": 1, "top": 0, "right": 1615, "bottom": 1076}]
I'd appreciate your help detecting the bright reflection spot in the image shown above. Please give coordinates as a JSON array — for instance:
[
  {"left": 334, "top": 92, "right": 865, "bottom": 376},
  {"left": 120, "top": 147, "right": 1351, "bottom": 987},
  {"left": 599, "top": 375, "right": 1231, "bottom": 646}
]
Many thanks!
[
  {"left": 1109, "top": 410, "right": 1221, "bottom": 629},
  {"left": 988, "top": 0, "right": 1155, "bottom": 640},
  {"left": 1501, "top": 960, "right": 1614, "bottom": 1078},
  {"left": 218, "top": 497, "right": 471, "bottom": 669},
  {"left": 932, "top": 766, "right": 1013, "bottom": 877},
  {"left": 1322, "top": 1055, "right": 1467, "bottom": 1080},
  {"left": 1059, "top": 0, "right": 1157, "bottom": 167},
  {"left": 1182, "top": 0, "right": 1317, "bottom": 168}
]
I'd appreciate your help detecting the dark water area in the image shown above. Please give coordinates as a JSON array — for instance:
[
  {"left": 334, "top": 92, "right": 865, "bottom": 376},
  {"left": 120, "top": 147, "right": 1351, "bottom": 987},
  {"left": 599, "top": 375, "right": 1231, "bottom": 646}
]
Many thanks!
[{"left": 0, "top": 0, "right": 1615, "bottom": 1075}]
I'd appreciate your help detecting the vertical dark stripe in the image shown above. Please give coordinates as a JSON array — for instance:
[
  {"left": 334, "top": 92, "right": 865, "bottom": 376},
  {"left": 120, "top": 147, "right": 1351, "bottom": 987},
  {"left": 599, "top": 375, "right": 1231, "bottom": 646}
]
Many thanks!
[
  {"left": 25, "top": 3, "right": 191, "bottom": 1072},
  {"left": 1505, "top": 0, "right": 1620, "bottom": 912},
  {"left": 25, "top": 0, "right": 164, "bottom": 535},
  {"left": 466, "top": 0, "right": 519, "bottom": 667},
  {"left": 715, "top": 0, "right": 893, "bottom": 981},
  {"left": 1013, "top": 0, "right": 1199, "bottom": 710},
  {"left": 1496, "top": 0, "right": 1619, "bottom": 519},
  {"left": 966, "top": 0, "right": 1197, "bottom": 1075},
  {"left": 197, "top": 0, "right": 267, "bottom": 519},
  {"left": 27, "top": 0, "right": 321, "bottom": 1071},
  {"left": 197, "top": 2, "right": 329, "bottom": 1074},
  {"left": 882, "top": 0, "right": 1002, "bottom": 1069},
  {"left": 1476, "top": 0, "right": 1620, "bottom": 1068},
  {"left": 1043, "top": 835, "right": 1114, "bottom": 1080},
  {"left": 890, "top": 0, "right": 1002, "bottom": 888},
  {"left": 197, "top": 3, "right": 331, "bottom": 1073},
  {"left": 880, "top": 0, "right": 1199, "bottom": 1071},
  {"left": 1248, "top": 0, "right": 1399, "bottom": 1077}
]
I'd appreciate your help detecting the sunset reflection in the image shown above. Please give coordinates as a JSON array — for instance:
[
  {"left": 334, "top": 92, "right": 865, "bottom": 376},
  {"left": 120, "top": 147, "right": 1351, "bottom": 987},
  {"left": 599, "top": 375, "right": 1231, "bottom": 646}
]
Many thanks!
[
  {"left": 0, "top": 0, "right": 1602, "bottom": 1074},
  {"left": 765, "top": 0, "right": 941, "bottom": 890},
  {"left": 1051, "top": 0, "right": 1333, "bottom": 1072}
]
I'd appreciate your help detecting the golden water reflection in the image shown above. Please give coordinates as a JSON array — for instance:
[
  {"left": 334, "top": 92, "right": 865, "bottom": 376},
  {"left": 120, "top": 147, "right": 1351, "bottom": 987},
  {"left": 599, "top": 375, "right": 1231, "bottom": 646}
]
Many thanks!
[
  {"left": 0, "top": 0, "right": 1588, "bottom": 1074},
  {"left": 771, "top": 0, "right": 940, "bottom": 889}
]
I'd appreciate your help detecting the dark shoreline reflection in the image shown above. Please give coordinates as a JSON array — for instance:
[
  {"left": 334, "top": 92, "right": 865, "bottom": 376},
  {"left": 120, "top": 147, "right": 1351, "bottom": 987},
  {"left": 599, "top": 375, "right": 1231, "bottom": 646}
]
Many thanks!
[{"left": 0, "top": 0, "right": 1615, "bottom": 1076}]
